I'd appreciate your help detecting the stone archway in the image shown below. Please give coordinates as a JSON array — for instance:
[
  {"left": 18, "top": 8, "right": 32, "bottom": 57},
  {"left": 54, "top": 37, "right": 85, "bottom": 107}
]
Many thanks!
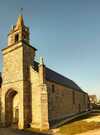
[{"left": 5, "top": 89, "right": 18, "bottom": 126}]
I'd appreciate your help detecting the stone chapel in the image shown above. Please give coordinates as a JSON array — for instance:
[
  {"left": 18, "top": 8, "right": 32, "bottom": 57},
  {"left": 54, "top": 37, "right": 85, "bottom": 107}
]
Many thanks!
[{"left": 0, "top": 15, "right": 89, "bottom": 130}]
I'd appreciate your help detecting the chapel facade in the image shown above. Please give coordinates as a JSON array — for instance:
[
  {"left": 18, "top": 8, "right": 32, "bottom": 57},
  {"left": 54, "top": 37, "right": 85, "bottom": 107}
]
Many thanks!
[{"left": 0, "top": 15, "right": 89, "bottom": 130}]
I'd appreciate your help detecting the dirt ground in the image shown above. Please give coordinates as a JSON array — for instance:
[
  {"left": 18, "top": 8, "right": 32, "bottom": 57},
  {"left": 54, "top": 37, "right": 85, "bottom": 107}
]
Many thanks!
[
  {"left": 76, "top": 128, "right": 100, "bottom": 135},
  {"left": 0, "top": 128, "right": 48, "bottom": 135},
  {"left": 0, "top": 113, "right": 100, "bottom": 135},
  {"left": 56, "top": 112, "right": 100, "bottom": 135},
  {"left": 76, "top": 113, "right": 100, "bottom": 135}
]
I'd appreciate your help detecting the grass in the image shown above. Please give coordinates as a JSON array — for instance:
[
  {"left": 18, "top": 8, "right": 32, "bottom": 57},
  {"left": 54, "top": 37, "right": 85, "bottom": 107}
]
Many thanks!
[{"left": 58, "top": 113, "right": 100, "bottom": 135}]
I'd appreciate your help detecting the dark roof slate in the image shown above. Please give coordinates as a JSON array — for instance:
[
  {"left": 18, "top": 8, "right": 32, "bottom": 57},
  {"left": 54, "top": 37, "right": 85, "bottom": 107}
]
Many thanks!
[{"left": 33, "top": 61, "right": 86, "bottom": 93}]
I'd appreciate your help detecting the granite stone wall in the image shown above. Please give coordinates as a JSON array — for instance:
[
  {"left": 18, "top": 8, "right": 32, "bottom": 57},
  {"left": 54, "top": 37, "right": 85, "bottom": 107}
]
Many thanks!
[{"left": 46, "top": 81, "right": 88, "bottom": 121}]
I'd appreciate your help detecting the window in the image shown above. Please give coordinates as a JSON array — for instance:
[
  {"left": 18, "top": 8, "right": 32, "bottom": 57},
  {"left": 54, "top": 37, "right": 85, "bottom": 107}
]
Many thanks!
[
  {"left": 73, "top": 91, "right": 75, "bottom": 104},
  {"left": 83, "top": 95, "right": 85, "bottom": 104},
  {"left": 15, "top": 34, "right": 19, "bottom": 43},
  {"left": 52, "top": 84, "right": 55, "bottom": 93}
]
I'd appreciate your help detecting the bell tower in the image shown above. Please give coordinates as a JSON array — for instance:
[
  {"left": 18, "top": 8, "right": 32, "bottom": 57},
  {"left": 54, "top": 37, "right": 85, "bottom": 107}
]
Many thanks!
[
  {"left": 8, "top": 15, "right": 30, "bottom": 46},
  {"left": 1, "top": 15, "right": 36, "bottom": 129}
]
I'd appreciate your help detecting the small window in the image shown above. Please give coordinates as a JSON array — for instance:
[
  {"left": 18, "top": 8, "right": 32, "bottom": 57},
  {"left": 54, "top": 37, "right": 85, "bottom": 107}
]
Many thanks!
[
  {"left": 73, "top": 91, "right": 75, "bottom": 104},
  {"left": 15, "top": 34, "right": 19, "bottom": 43},
  {"left": 52, "top": 84, "right": 55, "bottom": 93}
]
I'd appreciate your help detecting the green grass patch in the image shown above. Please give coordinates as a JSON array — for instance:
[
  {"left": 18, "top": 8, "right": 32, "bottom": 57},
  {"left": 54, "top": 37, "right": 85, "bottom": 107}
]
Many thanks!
[{"left": 59, "top": 113, "right": 100, "bottom": 135}]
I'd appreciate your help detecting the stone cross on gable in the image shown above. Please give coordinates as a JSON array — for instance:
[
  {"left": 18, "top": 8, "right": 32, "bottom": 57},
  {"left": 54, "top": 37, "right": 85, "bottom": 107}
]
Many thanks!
[{"left": 20, "top": 8, "right": 23, "bottom": 15}]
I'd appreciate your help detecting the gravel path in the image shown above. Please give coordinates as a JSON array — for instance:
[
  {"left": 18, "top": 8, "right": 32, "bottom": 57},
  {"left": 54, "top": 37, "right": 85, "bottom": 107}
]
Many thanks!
[{"left": 76, "top": 128, "right": 100, "bottom": 135}]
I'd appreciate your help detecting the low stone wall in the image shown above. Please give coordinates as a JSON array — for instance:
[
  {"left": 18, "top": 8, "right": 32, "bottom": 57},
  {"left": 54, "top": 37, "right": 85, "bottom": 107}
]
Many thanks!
[{"left": 50, "top": 110, "right": 91, "bottom": 128}]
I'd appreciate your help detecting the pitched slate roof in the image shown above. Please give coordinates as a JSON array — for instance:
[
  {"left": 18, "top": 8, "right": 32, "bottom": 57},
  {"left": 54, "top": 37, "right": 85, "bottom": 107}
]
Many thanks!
[{"left": 33, "top": 61, "right": 86, "bottom": 93}]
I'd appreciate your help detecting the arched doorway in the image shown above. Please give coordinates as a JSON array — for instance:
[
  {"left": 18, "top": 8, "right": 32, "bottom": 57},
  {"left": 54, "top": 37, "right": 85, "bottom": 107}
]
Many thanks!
[{"left": 5, "top": 89, "right": 18, "bottom": 126}]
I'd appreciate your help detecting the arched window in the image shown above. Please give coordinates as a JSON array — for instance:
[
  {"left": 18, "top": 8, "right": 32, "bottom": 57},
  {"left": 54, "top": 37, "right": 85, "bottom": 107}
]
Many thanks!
[{"left": 15, "top": 34, "right": 19, "bottom": 43}]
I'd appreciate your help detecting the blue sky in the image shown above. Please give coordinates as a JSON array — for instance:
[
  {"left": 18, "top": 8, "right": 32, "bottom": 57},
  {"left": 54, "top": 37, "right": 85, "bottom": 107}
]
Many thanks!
[{"left": 0, "top": 0, "right": 100, "bottom": 98}]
